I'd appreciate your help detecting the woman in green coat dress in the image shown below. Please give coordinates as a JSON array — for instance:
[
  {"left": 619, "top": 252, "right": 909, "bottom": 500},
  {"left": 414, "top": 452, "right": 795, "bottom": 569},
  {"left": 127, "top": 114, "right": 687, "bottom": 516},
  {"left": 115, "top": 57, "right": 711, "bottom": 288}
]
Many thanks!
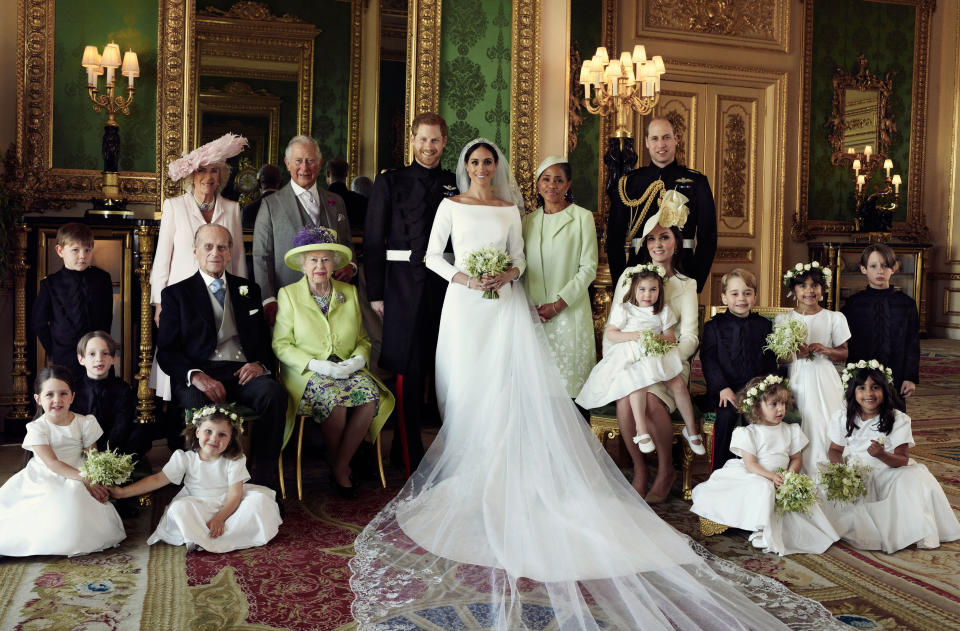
[
  {"left": 522, "top": 156, "right": 598, "bottom": 416},
  {"left": 272, "top": 226, "right": 395, "bottom": 498}
]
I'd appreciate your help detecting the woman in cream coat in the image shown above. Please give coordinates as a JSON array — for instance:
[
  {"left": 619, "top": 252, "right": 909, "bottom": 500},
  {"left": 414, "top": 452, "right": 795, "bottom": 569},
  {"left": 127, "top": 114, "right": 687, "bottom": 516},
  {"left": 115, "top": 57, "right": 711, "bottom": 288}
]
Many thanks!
[
  {"left": 150, "top": 133, "right": 248, "bottom": 400},
  {"left": 522, "top": 157, "right": 598, "bottom": 409},
  {"left": 607, "top": 199, "right": 703, "bottom": 502},
  {"left": 272, "top": 227, "right": 394, "bottom": 498}
]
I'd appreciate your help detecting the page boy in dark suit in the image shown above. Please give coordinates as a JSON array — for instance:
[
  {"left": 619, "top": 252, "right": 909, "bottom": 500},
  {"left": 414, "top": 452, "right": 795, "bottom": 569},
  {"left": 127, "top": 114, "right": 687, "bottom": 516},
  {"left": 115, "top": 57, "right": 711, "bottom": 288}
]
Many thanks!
[
  {"left": 700, "top": 269, "right": 779, "bottom": 470},
  {"left": 32, "top": 223, "right": 113, "bottom": 383},
  {"left": 157, "top": 223, "right": 286, "bottom": 493}
]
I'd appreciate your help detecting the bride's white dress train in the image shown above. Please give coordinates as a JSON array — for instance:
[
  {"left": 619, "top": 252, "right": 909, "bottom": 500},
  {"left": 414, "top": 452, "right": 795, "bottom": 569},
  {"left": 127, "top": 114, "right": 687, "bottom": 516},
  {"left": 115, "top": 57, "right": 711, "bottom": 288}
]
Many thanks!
[{"left": 350, "top": 199, "right": 841, "bottom": 630}]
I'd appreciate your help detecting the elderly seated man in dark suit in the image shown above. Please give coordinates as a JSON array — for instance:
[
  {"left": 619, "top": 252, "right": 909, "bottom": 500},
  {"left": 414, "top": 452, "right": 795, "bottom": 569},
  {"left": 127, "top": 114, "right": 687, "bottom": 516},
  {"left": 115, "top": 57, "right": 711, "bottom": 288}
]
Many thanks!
[{"left": 157, "top": 223, "right": 287, "bottom": 495}]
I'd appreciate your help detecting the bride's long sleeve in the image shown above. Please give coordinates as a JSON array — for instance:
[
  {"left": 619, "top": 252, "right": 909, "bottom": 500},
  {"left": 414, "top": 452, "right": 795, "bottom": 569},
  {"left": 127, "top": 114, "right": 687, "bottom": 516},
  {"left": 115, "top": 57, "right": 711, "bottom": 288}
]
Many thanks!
[{"left": 425, "top": 199, "right": 458, "bottom": 281}]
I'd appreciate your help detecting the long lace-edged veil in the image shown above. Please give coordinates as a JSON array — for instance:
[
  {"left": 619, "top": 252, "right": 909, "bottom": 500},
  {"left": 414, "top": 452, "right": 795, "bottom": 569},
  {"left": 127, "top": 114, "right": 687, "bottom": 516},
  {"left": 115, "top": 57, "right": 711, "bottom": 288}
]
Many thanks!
[{"left": 455, "top": 137, "right": 526, "bottom": 212}]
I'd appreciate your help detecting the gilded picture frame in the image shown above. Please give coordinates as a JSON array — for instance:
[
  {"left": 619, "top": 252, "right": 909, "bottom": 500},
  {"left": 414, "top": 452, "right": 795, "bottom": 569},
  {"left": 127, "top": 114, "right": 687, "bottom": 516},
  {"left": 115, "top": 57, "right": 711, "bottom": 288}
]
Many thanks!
[{"left": 794, "top": 0, "right": 934, "bottom": 241}]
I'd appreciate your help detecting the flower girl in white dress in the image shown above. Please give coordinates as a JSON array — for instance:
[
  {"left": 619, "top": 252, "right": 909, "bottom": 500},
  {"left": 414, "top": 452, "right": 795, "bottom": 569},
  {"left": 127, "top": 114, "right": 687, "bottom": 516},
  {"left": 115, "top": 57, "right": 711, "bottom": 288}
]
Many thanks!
[
  {"left": 111, "top": 407, "right": 281, "bottom": 553},
  {"left": 576, "top": 264, "right": 704, "bottom": 455},
  {"left": 823, "top": 362, "right": 960, "bottom": 553},
  {"left": 691, "top": 375, "right": 839, "bottom": 554},
  {"left": 775, "top": 262, "right": 850, "bottom": 475},
  {"left": 0, "top": 366, "right": 125, "bottom": 557}
]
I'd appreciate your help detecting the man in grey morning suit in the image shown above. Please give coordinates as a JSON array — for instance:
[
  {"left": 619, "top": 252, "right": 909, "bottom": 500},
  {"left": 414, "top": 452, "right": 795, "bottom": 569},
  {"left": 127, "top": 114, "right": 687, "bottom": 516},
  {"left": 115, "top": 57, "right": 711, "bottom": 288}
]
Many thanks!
[{"left": 253, "top": 135, "right": 355, "bottom": 324}]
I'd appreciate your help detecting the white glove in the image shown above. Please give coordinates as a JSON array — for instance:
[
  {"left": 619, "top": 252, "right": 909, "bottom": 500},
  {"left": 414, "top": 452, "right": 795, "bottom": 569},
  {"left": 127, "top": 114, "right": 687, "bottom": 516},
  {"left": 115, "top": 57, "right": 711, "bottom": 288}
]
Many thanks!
[
  {"left": 339, "top": 355, "right": 366, "bottom": 376},
  {"left": 308, "top": 359, "right": 339, "bottom": 377}
]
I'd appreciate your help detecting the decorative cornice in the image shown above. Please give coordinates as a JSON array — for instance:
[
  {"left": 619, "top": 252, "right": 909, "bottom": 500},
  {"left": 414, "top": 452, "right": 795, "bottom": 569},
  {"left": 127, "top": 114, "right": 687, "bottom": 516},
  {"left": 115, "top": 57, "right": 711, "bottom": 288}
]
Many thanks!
[
  {"left": 199, "top": 1, "right": 305, "bottom": 23},
  {"left": 510, "top": 0, "right": 540, "bottom": 210},
  {"left": 638, "top": 0, "right": 788, "bottom": 53}
]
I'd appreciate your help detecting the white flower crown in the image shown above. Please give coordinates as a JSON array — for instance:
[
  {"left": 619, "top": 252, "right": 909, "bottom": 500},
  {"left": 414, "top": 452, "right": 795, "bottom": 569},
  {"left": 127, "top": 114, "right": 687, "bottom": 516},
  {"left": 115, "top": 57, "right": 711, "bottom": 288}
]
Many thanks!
[
  {"left": 782, "top": 261, "right": 832, "bottom": 293},
  {"left": 741, "top": 374, "right": 789, "bottom": 414},
  {"left": 621, "top": 263, "right": 666, "bottom": 286},
  {"left": 841, "top": 359, "right": 894, "bottom": 387},
  {"left": 187, "top": 403, "right": 246, "bottom": 434}
]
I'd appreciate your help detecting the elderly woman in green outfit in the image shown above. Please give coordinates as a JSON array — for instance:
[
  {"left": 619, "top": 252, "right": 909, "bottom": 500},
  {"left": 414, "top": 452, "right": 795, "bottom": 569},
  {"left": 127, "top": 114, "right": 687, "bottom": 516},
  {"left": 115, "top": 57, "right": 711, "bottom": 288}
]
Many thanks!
[
  {"left": 272, "top": 226, "right": 395, "bottom": 499},
  {"left": 522, "top": 156, "right": 599, "bottom": 417}
]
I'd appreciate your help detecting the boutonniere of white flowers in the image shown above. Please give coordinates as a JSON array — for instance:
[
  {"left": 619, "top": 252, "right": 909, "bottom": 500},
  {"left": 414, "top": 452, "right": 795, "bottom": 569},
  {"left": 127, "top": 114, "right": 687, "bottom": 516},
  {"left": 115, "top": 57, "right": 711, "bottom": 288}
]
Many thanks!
[{"left": 239, "top": 285, "right": 249, "bottom": 297}]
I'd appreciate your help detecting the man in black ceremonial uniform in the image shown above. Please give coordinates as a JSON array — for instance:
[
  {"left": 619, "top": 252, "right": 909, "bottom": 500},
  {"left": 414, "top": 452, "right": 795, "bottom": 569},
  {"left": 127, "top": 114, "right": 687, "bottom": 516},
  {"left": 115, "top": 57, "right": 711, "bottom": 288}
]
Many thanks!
[
  {"left": 606, "top": 117, "right": 717, "bottom": 292},
  {"left": 364, "top": 112, "right": 458, "bottom": 471}
]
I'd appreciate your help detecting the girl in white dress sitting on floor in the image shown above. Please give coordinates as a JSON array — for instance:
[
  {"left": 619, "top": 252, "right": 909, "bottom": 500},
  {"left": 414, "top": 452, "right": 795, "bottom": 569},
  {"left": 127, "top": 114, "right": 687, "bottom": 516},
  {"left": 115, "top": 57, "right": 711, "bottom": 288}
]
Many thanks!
[
  {"left": 823, "top": 362, "right": 960, "bottom": 553},
  {"left": 691, "top": 375, "right": 839, "bottom": 555},
  {"left": 577, "top": 264, "right": 704, "bottom": 455},
  {"left": 775, "top": 261, "right": 850, "bottom": 475},
  {"left": 0, "top": 365, "right": 125, "bottom": 557},
  {"left": 110, "top": 407, "right": 281, "bottom": 553}
]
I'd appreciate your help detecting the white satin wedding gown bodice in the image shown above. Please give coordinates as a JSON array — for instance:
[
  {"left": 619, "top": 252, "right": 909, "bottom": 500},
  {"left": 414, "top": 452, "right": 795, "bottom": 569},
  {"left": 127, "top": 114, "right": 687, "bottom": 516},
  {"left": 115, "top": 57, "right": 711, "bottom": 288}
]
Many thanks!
[{"left": 349, "top": 198, "right": 842, "bottom": 630}]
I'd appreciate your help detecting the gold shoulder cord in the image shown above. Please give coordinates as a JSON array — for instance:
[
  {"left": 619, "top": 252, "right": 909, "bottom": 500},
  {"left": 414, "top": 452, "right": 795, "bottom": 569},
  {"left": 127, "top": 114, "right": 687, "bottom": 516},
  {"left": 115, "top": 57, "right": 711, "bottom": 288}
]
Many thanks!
[{"left": 618, "top": 176, "right": 665, "bottom": 246}]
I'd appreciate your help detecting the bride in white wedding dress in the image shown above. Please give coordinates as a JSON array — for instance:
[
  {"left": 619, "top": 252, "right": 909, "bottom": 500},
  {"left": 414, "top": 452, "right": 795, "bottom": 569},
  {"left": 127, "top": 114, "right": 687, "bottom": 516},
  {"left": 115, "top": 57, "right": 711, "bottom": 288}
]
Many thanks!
[{"left": 350, "top": 139, "right": 842, "bottom": 630}]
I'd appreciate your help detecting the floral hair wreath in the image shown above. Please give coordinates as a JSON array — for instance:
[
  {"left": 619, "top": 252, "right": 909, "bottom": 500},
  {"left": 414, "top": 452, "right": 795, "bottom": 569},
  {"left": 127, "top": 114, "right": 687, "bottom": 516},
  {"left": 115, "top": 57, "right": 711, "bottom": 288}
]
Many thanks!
[
  {"left": 185, "top": 403, "right": 245, "bottom": 435},
  {"left": 621, "top": 263, "right": 666, "bottom": 287},
  {"left": 782, "top": 261, "right": 832, "bottom": 295},
  {"left": 741, "top": 375, "right": 789, "bottom": 414},
  {"left": 841, "top": 359, "right": 894, "bottom": 388}
]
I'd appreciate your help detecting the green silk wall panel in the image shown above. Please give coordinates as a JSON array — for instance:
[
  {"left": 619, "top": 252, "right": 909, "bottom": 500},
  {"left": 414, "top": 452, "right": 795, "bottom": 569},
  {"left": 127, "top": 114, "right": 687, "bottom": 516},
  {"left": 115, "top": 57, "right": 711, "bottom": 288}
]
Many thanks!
[
  {"left": 808, "top": 0, "right": 914, "bottom": 222},
  {"left": 438, "top": 0, "right": 512, "bottom": 172},
  {"left": 52, "top": 0, "right": 158, "bottom": 173},
  {"left": 568, "top": 0, "right": 602, "bottom": 212}
]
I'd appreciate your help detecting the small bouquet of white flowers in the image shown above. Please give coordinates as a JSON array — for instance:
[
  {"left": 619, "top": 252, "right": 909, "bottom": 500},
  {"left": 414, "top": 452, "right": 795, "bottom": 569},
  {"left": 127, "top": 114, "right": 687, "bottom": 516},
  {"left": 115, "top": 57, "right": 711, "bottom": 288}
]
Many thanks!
[
  {"left": 79, "top": 446, "right": 136, "bottom": 486},
  {"left": 637, "top": 329, "right": 677, "bottom": 357},
  {"left": 765, "top": 320, "right": 808, "bottom": 360},
  {"left": 818, "top": 462, "right": 869, "bottom": 503},
  {"left": 774, "top": 470, "right": 817, "bottom": 515},
  {"left": 463, "top": 246, "right": 511, "bottom": 299}
]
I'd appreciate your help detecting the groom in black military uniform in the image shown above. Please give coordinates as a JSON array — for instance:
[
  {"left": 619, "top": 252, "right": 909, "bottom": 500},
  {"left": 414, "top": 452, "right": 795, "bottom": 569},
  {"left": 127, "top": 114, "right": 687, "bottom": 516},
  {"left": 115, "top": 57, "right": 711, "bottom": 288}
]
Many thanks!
[
  {"left": 606, "top": 117, "right": 717, "bottom": 292},
  {"left": 364, "top": 112, "right": 458, "bottom": 471}
]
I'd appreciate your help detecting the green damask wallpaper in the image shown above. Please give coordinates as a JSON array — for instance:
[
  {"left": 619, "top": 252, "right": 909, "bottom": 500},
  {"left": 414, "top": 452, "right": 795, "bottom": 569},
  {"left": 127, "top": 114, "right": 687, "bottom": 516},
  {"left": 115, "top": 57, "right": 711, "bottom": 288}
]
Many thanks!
[
  {"left": 567, "top": 0, "right": 602, "bottom": 212},
  {"left": 438, "top": 0, "right": 512, "bottom": 172},
  {"left": 808, "top": 0, "right": 914, "bottom": 222},
  {"left": 52, "top": 1, "right": 158, "bottom": 173},
  {"left": 199, "top": 0, "right": 351, "bottom": 166}
]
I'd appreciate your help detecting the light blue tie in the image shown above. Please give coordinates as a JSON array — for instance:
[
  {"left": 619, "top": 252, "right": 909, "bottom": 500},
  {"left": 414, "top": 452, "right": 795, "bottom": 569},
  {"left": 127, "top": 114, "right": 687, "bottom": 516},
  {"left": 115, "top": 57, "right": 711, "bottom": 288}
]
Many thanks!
[{"left": 210, "top": 278, "right": 225, "bottom": 306}]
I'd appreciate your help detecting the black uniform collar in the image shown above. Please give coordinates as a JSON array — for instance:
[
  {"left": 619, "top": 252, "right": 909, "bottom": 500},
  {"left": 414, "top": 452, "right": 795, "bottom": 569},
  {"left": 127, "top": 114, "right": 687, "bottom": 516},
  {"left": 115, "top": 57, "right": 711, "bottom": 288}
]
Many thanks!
[
  {"left": 863, "top": 286, "right": 895, "bottom": 296},
  {"left": 410, "top": 159, "right": 442, "bottom": 179}
]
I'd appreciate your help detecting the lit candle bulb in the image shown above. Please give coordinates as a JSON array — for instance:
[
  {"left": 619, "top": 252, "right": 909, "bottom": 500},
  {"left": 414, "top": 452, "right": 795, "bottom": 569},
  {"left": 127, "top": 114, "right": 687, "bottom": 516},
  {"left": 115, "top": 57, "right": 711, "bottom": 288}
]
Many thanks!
[
  {"left": 891, "top": 174, "right": 901, "bottom": 195},
  {"left": 857, "top": 174, "right": 866, "bottom": 191},
  {"left": 883, "top": 158, "right": 893, "bottom": 178},
  {"left": 847, "top": 147, "right": 855, "bottom": 154},
  {"left": 852, "top": 159, "right": 861, "bottom": 175},
  {"left": 864, "top": 145, "right": 872, "bottom": 161}
]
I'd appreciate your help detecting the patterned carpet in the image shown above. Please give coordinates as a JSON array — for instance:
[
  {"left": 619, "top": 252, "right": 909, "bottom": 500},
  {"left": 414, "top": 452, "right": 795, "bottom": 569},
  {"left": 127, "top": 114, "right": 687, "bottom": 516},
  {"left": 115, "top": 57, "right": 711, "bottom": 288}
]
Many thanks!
[{"left": 0, "top": 339, "right": 958, "bottom": 630}]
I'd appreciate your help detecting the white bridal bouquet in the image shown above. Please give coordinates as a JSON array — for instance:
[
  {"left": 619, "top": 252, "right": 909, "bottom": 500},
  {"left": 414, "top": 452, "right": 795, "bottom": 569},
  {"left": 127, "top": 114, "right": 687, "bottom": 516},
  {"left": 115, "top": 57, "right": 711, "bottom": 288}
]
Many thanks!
[
  {"left": 774, "top": 471, "right": 817, "bottom": 515},
  {"left": 79, "top": 446, "right": 136, "bottom": 487},
  {"left": 765, "top": 320, "right": 808, "bottom": 360},
  {"left": 637, "top": 330, "right": 677, "bottom": 357},
  {"left": 818, "top": 462, "right": 869, "bottom": 503},
  {"left": 464, "top": 246, "right": 511, "bottom": 299}
]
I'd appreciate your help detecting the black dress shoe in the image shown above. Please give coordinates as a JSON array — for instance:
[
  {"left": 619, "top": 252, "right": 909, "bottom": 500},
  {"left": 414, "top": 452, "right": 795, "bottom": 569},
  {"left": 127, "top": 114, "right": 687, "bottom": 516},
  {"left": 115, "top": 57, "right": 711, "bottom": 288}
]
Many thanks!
[{"left": 330, "top": 473, "right": 358, "bottom": 500}]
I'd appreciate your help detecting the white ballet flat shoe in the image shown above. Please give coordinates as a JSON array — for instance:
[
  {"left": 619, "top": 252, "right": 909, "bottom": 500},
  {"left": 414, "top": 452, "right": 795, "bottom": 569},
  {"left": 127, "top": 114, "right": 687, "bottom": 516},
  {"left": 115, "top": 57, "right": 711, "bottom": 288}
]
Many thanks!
[
  {"left": 633, "top": 433, "right": 656, "bottom": 453},
  {"left": 682, "top": 427, "right": 707, "bottom": 456},
  {"left": 750, "top": 531, "right": 767, "bottom": 549}
]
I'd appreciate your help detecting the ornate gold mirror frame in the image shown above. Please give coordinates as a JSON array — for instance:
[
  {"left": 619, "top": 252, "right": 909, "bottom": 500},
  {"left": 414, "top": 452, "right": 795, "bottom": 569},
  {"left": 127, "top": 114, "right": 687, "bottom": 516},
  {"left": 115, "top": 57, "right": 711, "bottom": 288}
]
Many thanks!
[
  {"left": 14, "top": 0, "right": 183, "bottom": 210},
  {"left": 197, "top": 82, "right": 282, "bottom": 167},
  {"left": 190, "top": 3, "right": 319, "bottom": 173},
  {"left": 404, "top": 0, "right": 540, "bottom": 208},
  {"left": 827, "top": 54, "right": 895, "bottom": 172},
  {"left": 795, "top": 0, "right": 933, "bottom": 241}
]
